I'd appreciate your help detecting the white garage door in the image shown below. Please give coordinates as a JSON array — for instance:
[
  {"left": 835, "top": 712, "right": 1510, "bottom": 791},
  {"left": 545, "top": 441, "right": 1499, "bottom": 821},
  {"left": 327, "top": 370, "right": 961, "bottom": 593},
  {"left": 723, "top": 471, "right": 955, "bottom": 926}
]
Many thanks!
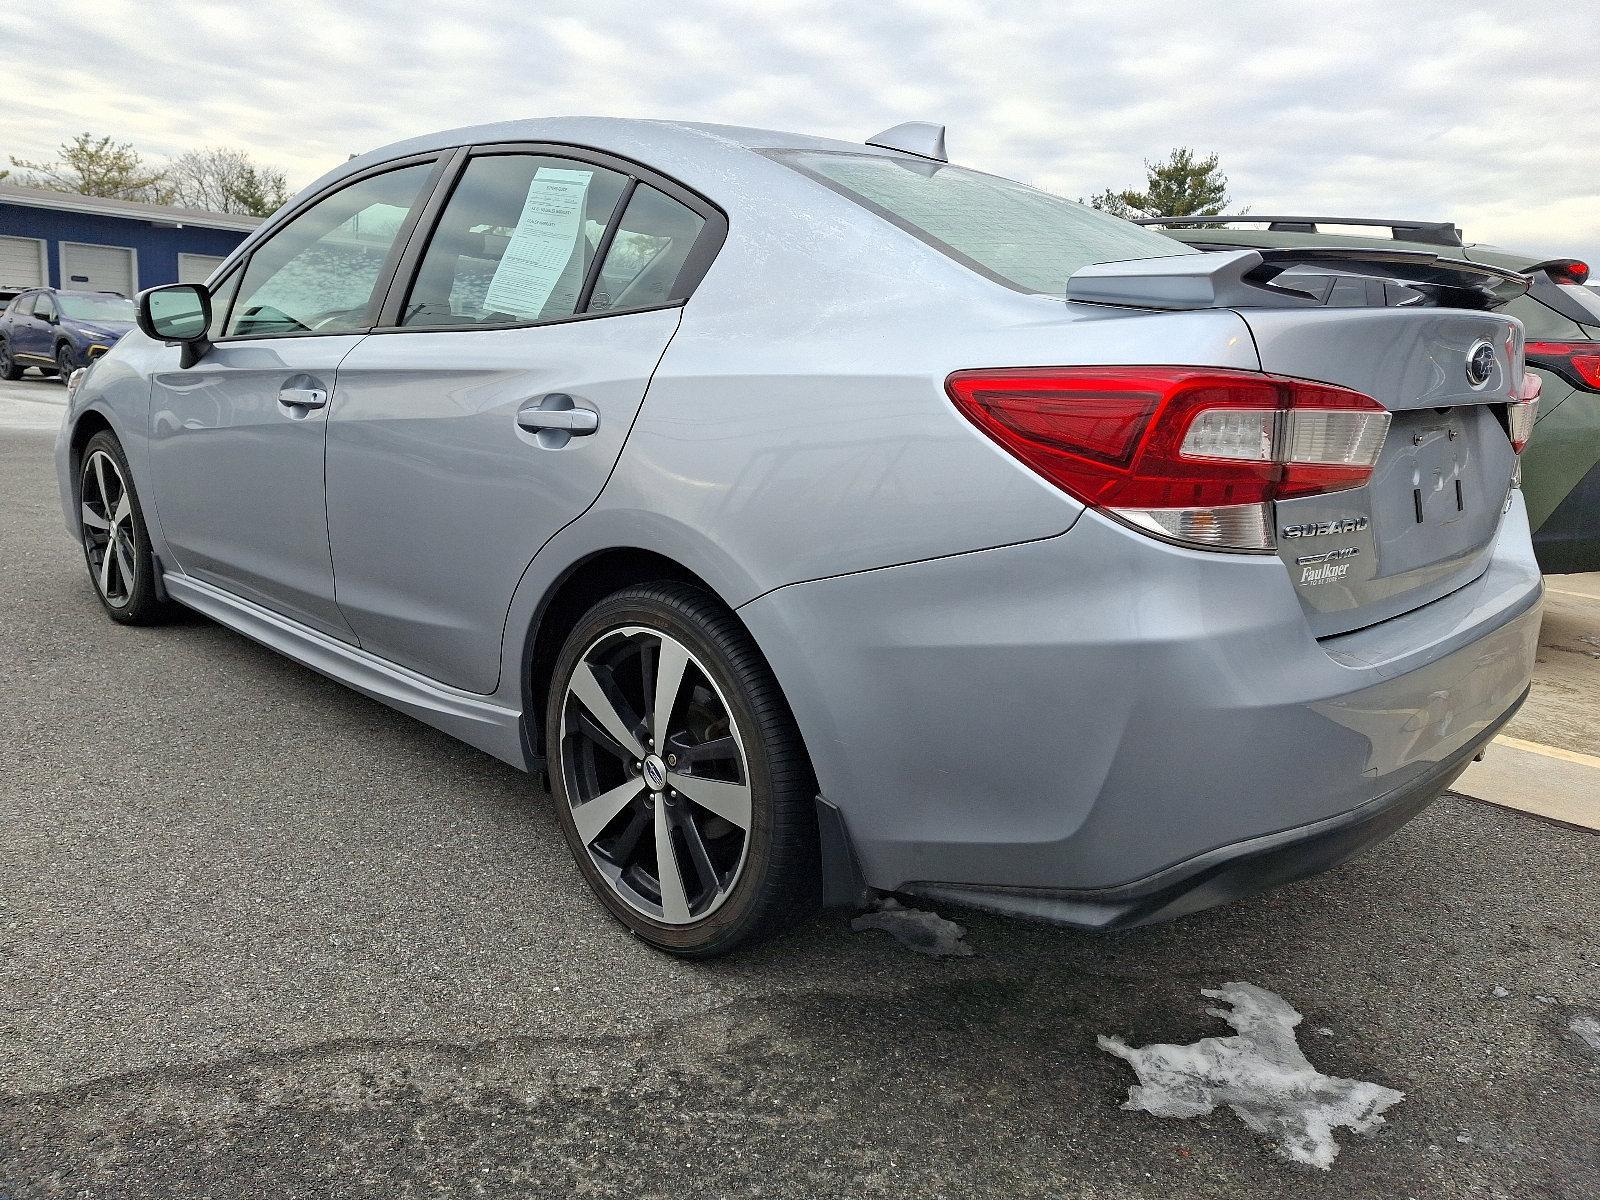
[
  {"left": 60, "top": 243, "right": 135, "bottom": 296},
  {"left": 178, "top": 253, "right": 224, "bottom": 284},
  {"left": 0, "top": 236, "right": 45, "bottom": 289}
]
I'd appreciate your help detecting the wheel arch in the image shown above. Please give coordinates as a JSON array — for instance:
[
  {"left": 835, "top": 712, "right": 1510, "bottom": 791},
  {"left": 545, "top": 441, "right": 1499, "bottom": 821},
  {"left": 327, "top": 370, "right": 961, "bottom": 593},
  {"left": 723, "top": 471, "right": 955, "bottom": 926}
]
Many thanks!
[
  {"left": 517, "top": 543, "right": 867, "bottom": 909},
  {"left": 66, "top": 408, "right": 117, "bottom": 498},
  {"left": 520, "top": 546, "right": 725, "bottom": 761}
]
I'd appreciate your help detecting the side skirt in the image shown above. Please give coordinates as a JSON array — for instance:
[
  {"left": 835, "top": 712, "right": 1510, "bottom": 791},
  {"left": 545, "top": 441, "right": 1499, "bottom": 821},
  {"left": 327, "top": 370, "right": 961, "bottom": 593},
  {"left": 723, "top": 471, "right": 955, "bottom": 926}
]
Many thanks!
[{"left": 162, "top": 572, "right": 529, "bottom": 770}]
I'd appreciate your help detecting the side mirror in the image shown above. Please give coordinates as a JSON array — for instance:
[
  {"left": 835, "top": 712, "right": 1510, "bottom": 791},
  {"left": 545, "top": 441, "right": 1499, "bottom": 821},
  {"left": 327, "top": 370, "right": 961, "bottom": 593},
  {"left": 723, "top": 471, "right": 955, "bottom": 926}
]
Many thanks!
[{"left": 138, "top": 284, "right": 212, "bottom": 368}]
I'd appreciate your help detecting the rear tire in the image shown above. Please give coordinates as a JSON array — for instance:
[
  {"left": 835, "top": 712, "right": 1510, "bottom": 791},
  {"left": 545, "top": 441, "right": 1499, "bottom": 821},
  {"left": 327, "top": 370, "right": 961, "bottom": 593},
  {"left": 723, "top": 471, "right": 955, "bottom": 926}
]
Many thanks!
[
  {"left": 545, "top": 582, "right": 819, "bottom": 957},
  {"left": 78, "top": 431, "right": 173, "bottom": 625},
  {"left": 0, "top": 341, "right": 21, "bottom": 381}
]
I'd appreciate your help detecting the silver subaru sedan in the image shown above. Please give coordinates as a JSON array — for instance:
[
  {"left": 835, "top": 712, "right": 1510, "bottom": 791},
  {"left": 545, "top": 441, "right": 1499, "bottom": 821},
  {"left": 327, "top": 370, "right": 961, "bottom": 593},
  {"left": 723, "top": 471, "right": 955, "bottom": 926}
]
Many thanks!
[{"left": 55, "top": 117, "right": 1542, "bottom": 956}]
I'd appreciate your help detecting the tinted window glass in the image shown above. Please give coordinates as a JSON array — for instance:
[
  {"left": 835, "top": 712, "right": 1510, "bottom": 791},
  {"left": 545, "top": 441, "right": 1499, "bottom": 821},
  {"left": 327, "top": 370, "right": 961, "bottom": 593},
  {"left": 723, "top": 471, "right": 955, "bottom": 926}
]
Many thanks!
[
  {"left": 57, "top": 294, "right": 136, "bottom": 322},
  {"left": 228, "top": 162, "right": 433, "bottom": 337},
  {"left": 1557, "top": 282, "right": 1600, "bottom": 327},
  {"left": 401, "top": 156, "right": 628, "bottom": 327},
  {"left": 32, "top": 294, "right": 56, "bottom": 319},
  {"left": 589, "top": 185, "right": 706, "bottom": 315},
  {"left": 777, "top": 151, "right": 1191, "bottom": 294}
]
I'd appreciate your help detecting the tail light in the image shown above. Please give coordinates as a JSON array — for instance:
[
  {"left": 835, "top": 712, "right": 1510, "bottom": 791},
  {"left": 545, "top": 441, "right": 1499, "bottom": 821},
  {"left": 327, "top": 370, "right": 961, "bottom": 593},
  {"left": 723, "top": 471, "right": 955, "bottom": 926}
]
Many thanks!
[
  {"left": 946, "top": 367, "right": 1389, "bottom": 551},
  {"left": 1508, "top": 370, "right": 1540, "bottom": 454},
  {"left": 1525, "top": 340, "right": 1600, "bottom": 391},
  {"left": 1548, "top": 260, "right": 1589, "bottom": 286}
]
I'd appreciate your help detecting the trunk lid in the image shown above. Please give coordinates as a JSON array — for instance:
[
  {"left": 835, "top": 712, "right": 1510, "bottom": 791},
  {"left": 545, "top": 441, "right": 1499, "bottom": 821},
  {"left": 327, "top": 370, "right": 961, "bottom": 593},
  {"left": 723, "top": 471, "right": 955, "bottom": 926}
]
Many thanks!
[{"left": 1240, "top": 307, "right": 1522, "bottom": 636}]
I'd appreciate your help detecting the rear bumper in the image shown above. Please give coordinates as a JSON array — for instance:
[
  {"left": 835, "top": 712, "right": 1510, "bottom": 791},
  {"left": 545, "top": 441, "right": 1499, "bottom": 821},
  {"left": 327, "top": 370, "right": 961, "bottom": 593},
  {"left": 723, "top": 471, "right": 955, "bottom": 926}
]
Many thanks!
[
  {"left": 903, "top": 689, "right": 1522, "bottom": 929},
  {"left": 741, "top": 495, "right": 1542, "bottom": 918}
]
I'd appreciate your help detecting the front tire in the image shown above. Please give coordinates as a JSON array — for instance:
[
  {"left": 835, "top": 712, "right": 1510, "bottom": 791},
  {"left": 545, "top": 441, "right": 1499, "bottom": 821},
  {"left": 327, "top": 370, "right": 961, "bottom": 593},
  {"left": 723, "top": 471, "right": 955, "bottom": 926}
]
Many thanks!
[
  {"left": 78, "top": 431, "right": 171, "bottom": 624},
  {"left": 545, "top": 582, "right": 819, "bottom": 957},
  {"left": 56, "top": 343, "right": 76, "bottom": 385}
]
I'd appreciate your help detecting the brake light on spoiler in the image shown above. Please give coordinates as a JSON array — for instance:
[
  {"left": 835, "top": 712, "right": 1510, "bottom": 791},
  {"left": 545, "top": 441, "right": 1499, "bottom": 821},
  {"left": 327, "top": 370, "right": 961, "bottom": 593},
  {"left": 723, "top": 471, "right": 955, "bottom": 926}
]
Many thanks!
[{"left": 946, "top": 367, "right": 1390, "bottom": 551}]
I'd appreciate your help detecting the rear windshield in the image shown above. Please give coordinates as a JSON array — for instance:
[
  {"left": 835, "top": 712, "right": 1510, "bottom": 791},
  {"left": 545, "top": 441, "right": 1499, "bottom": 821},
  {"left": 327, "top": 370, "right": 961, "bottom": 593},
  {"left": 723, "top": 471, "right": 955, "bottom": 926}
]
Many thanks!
[{"left": 774, "top": 150, "right": 1191, "bottom": 294}]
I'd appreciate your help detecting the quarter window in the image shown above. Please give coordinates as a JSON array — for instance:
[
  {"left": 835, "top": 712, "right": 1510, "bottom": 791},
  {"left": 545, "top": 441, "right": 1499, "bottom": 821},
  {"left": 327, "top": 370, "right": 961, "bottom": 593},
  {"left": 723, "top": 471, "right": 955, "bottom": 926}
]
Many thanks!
[
  {"left": 226, "top": 162, "right": 434, "bottom": 338},
  {"left": 589, "top": 185, "right": 707, "bottom": 315},
  {"left": 400, "top": 155, "right": 629, "bottom": 327}
]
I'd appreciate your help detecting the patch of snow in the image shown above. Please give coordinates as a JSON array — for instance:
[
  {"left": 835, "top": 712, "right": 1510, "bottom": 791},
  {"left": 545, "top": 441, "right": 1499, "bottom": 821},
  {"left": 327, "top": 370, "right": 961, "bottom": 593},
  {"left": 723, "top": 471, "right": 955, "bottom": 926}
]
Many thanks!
[
  {"left": 1571, "top": 1016, "right": 1600, "bottom": 1055},
  {"left": 850, "top": 897, "right": 973, "bottom": 958},
  {"left": 1098, "top": 982, "right": 1404, "bottom": 1170}
]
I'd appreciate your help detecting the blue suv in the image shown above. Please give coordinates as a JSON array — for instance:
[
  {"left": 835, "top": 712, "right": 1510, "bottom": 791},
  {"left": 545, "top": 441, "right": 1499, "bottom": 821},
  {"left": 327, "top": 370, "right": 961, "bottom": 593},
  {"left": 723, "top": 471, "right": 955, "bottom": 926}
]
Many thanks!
[{"left": 0, "top": 288, "right": 136, "bottom": 383}]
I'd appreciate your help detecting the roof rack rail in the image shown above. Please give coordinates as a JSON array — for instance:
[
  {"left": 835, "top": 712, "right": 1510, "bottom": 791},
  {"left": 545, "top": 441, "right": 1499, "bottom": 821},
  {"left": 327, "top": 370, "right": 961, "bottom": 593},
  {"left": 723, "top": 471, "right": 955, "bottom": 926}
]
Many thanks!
[{"left": 1133, "top": 215, "right": 1463, "bottom": 249}]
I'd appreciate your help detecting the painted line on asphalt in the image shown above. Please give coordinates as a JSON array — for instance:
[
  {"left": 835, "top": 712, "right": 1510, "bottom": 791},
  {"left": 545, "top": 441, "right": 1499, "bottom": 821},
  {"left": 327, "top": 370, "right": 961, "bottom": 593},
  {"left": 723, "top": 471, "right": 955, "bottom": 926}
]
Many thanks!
[
  {"left": 1492, "top": 734, "right": 1600, "bottom": 770},
  {"left": 1454, "top": 737, "right": 1600, "bottom": 832}
]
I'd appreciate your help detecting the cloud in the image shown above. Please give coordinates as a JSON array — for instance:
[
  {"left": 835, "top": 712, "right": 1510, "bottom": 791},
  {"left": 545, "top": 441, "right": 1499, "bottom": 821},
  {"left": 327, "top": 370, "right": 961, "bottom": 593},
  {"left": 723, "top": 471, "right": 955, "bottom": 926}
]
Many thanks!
[{"left": 6, "top": 0, "right": 1597, "bottom": 260}]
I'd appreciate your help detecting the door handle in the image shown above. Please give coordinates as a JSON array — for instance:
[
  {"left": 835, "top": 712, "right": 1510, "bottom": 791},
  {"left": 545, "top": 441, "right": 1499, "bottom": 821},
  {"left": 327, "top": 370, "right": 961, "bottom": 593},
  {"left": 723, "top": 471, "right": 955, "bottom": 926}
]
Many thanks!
[
  {"left": 278, "top": 386, "right": 328, "bottom": 410},
  {"left": 517, "top": 408, "right": 599, "bottom": 433},
  {"left": 516, "top": 393, "right": 599, "bottom": 447}
]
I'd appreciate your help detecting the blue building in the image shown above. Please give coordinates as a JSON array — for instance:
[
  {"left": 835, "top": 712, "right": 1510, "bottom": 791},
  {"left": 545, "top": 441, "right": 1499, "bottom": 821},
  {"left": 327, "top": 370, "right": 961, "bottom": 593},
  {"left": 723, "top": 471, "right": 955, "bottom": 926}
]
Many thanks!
[{"left": 0, "top": 183, "right": 261, "bottom": 297}]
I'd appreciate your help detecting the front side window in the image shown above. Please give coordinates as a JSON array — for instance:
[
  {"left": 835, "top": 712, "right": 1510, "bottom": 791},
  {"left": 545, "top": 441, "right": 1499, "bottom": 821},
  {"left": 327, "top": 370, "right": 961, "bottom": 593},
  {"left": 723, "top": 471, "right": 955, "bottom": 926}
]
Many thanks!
[
  {"left": 57, "top": 294, "right": 136, "bottom": 322},
  {"left": 401, "top": 155, "right": 628, "bottom": 327},
  {"left": 775, "top": 150, "right": 1191, "bottom": 294},
  {"left": 588, "top": 185, "right": 707, "bottom": 315},
  {"left": 227, "top": 162, "right": 435, "bottom": 337},
  {"left": 32, "top": 294, "right": 56, "bottom": 320}
]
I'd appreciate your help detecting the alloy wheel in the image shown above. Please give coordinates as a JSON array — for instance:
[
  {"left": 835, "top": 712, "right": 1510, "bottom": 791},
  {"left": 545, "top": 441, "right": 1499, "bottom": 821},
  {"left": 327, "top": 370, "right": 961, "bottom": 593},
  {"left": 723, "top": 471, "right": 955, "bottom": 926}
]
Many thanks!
[
  {"left": 560, "top": 625, "right": 752, "bottom": 925},
  {"left": 80, "top": 449, "right": 136, "bottom": 607}
]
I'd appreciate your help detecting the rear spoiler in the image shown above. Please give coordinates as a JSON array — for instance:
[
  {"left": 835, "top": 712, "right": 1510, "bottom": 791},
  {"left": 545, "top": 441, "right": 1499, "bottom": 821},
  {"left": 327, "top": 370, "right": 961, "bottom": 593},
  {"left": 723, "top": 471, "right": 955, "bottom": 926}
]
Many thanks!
[
  {"left": 1067, "top": 247, "right": 1530, "bottom": 312},
  {"left": 1133, "top": 215, "right": 1464, "bottom": 249}
]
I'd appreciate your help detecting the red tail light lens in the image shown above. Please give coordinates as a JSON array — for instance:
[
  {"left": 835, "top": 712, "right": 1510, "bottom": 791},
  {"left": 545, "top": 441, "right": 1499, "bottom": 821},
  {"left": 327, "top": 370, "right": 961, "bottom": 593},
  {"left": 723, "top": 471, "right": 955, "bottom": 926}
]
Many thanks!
[
  {"left": 946, "top": 367, "right": 1389, "bottom": 550},
  {"left": 1525, "top": 340, "right": 1600, "bottom": 390}
]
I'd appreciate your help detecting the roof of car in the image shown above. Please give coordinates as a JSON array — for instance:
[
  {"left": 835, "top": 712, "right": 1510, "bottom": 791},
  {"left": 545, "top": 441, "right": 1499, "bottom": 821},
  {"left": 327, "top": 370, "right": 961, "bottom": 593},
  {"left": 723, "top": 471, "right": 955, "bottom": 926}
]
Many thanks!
[{"left": 307, "top": 116, "right": 908, "bottom": 201}]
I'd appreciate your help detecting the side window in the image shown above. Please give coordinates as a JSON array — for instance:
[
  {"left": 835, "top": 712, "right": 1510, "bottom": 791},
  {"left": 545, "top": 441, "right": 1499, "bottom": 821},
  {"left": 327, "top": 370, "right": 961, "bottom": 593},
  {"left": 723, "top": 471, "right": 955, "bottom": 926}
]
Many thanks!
[
  {"left": 33, "top": 294, "right": 56, "bottom": 320},
  {"left": 226, "top": 162, "right": 435, "bottom": 338},
  {"left": 400, "top": 155, "right": 628, "bottom": 327},
  {"left": 589, "top": 185, "right": 707, "bottom": 315}
]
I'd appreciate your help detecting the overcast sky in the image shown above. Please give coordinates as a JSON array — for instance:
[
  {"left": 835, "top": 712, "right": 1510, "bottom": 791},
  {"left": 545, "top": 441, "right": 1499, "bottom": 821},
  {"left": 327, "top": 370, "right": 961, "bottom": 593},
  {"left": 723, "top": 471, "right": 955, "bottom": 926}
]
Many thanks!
[{"left": 6, "top": 1, "right": 1597, "bottom": 262}]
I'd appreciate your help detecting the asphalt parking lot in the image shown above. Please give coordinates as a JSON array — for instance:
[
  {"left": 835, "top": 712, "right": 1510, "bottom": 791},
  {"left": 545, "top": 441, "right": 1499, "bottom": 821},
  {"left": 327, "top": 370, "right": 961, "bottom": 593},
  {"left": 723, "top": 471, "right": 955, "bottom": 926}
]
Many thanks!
[{"left": 1, "top": 379, "right": 1596, "bottom": 1199}]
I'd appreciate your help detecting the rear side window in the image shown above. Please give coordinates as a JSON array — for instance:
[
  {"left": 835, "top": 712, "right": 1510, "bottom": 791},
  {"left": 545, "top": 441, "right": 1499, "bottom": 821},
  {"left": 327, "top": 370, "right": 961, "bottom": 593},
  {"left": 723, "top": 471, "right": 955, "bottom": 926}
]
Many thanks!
[
  {"left": 776, "top": 150, "right": 1190, "bottom": 294},
  {"left": 227, "top": 162, "right": 435, "bottom": 337},
  {"left": 401, "top": 155, "right": 629, "bottom": 327},
  {"left": 589, "top": 185, "right": 707, "bottom": 315},
  {"left": 1557, "top": 281, "right": 1600, "bottom": 326}
]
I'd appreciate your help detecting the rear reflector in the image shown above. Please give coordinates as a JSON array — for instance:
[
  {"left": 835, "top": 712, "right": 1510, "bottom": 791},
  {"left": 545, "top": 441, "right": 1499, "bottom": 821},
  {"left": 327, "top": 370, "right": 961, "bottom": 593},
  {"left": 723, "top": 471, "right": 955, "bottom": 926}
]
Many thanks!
[
  {"left": 1526, "top": 340, "right": 1600, "bottom": 391},
  {"left": 946, "top": 367, "right": 1389, "bottom": 551}
]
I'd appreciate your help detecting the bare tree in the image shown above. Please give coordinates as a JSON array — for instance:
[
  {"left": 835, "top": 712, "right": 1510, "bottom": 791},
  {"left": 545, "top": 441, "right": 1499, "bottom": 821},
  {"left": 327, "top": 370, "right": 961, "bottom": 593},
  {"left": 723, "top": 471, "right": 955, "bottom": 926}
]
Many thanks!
[
  {"left": 10, "top": 133, "right": 168, "bottom": 201},
  {"left": 166, "top": 147, "right": 290, "bottom": 217}
]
